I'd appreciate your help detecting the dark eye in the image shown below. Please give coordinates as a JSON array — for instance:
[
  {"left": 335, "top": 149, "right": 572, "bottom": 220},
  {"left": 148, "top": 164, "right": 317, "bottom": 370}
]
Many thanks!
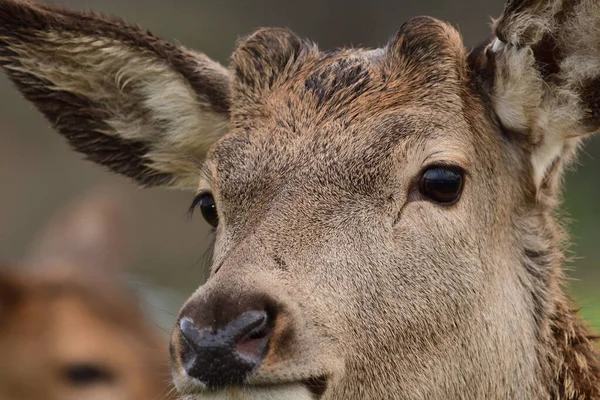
[
  {"left": 419, "top": 166, "right": 464, "bottom": 204},
  {"left": 190, "top": 192, "right": 219, "bottom": 227},
  {"left": 62, "top": 364, "right": 114, "bottom": 386}
]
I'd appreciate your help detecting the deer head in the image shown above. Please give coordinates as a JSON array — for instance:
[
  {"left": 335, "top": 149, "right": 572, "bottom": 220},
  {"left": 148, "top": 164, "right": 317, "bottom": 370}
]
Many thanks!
[
  {"left": 0, "top": 188, "right": 174, "bottom": 400},
  {"left": 0, "top": 0, "right": 598, "bottom": 399}
]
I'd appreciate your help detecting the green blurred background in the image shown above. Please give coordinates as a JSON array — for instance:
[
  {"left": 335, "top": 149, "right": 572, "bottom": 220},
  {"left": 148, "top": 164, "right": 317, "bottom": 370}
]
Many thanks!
[{"left": 0, "top": 0, "right": 597, "bottom": 333}]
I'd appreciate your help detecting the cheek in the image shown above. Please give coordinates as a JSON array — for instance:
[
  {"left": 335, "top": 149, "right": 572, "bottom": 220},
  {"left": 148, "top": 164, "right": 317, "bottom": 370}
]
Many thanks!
[
  {"left": 395, "top": 201, "right": 486, "bottom": 283},
  {"left": 304, "top": 203, "right": 489, "bottom": 335}
]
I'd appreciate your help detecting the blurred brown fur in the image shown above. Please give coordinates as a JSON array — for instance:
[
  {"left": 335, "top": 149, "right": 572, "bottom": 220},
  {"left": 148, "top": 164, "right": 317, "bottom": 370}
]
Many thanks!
[{"left": 0, "top": 188, "right": 175, "bottom": 400}]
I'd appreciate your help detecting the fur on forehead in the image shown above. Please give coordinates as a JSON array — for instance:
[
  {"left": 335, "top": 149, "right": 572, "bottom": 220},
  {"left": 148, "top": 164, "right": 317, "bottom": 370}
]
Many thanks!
[{"left": 230, "top": 17, "right": 469, "bottom": 118}]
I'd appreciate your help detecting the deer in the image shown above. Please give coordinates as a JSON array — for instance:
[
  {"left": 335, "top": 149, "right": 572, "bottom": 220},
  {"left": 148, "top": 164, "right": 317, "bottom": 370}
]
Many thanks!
[
  {"left": 0, "top": 0, "right": 599, "bottom": 398},
  {"left": 0, "top": 188, "right": 175, "bottom": 400}
]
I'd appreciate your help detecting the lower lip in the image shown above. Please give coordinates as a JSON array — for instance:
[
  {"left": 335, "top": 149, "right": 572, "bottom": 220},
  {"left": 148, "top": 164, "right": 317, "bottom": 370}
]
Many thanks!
[{"left": 181, "top": 383, "right": 315, "bottom": 400}]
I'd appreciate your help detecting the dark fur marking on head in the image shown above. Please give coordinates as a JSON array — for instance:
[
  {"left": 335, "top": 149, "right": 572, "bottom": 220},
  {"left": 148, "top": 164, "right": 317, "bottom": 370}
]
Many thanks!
[{"left": 304, "top": 58, "right": 371, "bottom": 107}]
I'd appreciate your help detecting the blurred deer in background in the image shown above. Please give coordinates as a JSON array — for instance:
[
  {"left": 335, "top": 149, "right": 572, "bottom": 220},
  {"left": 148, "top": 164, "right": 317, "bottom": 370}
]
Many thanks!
[
  {"left": 0, "top": 0, "right": 600, "bottom": 399},
  {"left": 0, "top": 188, "right": 175, "bottom": 400}
]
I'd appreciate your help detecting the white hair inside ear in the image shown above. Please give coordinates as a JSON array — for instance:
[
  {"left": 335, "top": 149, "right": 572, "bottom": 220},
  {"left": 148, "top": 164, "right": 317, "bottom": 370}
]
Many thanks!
[
  {"left": 490, "top": 38, "right": 505, "bottom": 53},
  {"left": 487, "top": 0, "right": 600, "bottom": 191},
  {"left": 489, "top": 36, "right": 585, "bottom": 189}
]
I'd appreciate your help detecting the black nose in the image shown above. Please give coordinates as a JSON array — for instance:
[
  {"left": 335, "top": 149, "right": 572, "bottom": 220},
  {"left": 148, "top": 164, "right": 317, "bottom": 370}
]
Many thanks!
[{"left": 179, "top": 310, "right": 274, "bottom": 388}]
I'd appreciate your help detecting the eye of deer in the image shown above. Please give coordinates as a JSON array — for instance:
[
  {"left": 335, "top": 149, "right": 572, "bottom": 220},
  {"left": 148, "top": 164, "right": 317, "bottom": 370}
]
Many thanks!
[
  {"left": 419, "top": 166, "right": 464, "bottom": 204},
  {"left": 190, "top": 192, "right": 219, "bottom": 227},
  {"left": 62, "top": 364, "right": 115, "bottom": 386}
]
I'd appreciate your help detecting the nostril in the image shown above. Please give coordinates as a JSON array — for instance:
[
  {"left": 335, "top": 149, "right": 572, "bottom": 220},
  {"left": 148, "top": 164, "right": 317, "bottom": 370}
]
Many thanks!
[
  {"left": 236, "top": 313, "right": 274, "bottom": 360},
  {"left": 177, "top": 310, "right": 275, "bottom": 388},
  {"left": 247, "top": 323, "right": 272, "bottom": 340}
]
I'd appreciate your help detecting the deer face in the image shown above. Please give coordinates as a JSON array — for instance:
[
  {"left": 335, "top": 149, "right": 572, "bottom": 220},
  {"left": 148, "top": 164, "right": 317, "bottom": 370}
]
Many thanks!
[
  {"left": 169, "top": 23, "right": 540, "bottom": 399},
  {"left": 0, "top": 0, "right": 598, "bottom": 399},
  {"left": 0, "top": 190, "right": 173, "bottom": 400}
]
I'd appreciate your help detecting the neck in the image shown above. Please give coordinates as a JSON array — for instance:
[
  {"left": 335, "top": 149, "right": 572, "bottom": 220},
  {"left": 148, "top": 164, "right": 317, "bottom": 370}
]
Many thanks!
[
  {"left": 521, "top": 192, "right": 600, "bottom": 399},
  {"left": 545, "top": 297, "right": 600, "bottom": 399}
]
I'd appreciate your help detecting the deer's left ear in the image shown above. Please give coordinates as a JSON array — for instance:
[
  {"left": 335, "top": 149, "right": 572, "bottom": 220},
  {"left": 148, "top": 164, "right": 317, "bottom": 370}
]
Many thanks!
[
  {"left": 471, "top": 0, "right": 600, "bottom": 188},
  {"left": 0, "top": 0, "right": 232, "bottom": 190}
]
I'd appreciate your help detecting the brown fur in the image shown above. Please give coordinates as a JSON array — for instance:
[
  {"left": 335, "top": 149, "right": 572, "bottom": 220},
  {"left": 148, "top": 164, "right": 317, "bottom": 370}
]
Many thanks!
[
  {"left": 0, "top": 189, "right": 175, "bottom": 400},
  {"left": 0, "top": 0, "right": 598, "bottom": 399}
]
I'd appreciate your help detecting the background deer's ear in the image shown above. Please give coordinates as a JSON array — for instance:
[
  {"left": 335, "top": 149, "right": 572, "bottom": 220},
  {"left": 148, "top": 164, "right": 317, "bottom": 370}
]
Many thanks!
[
  {"left": 0, "top": 0, "right": 233, "bottom": 190},
  {"left": 470, "top": 0, "right": 600, "bottom": 190},
  {"left": 24, "top": 188, "right": 128, "bottom": 277}
]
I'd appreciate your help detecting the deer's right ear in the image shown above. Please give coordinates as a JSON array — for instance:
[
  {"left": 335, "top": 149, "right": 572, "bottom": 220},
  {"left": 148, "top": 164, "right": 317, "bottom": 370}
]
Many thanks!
[
  {"left": 469, "top": 0, "right": 600, "bottom": 191},
  {"left": 0, "top": 0, "right": 232, "bottom": 189}
]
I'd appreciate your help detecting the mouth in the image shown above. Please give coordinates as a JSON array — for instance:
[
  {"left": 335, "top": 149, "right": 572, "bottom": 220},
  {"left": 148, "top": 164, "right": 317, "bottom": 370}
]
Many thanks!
[
  {"left": 301, "top": 376, "right": 328, "bottom": 398},
  {"left": 177, "top": 376, "right": 329, "bottom": 400}
]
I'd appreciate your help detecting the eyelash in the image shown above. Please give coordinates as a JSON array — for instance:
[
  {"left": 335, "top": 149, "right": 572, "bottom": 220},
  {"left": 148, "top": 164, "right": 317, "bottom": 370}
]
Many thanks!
[
  {"left": 187, "top": 193, "right": 219, "bottom": 235},
  {"left": 187, "top": 193, "right": 204, "bottom": 219}
]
